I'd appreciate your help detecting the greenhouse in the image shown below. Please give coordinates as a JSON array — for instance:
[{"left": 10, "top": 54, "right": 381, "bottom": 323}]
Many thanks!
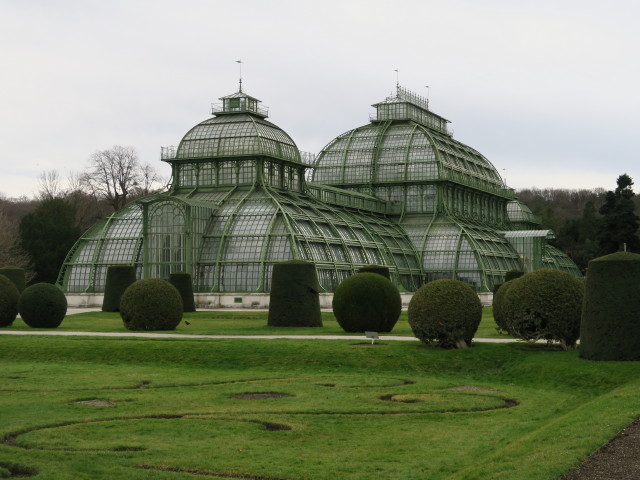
[{"left": 58, "top": 85, "right": 581, "bottom": 294}]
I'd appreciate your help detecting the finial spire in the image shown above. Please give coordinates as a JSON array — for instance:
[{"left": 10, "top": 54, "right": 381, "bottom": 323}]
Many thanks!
[
  {"left": 236, "top": 59, "right": 243, "bottom": 92},
  {"left": 394, "top": 68, "right": 399, "bottom": 89}
]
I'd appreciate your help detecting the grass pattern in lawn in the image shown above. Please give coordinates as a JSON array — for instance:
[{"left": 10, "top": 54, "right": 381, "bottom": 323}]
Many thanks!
[{"left": 1, "top": 326, "right": 640, "bottom": 478}]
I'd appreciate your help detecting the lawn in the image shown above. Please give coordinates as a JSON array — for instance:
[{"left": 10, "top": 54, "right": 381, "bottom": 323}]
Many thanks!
[
  {"left": 1, "top": 311, "right": 639, "bottom": 479},
  {"left": 3, "top": 307, "right": 511, "bottom": 339}
]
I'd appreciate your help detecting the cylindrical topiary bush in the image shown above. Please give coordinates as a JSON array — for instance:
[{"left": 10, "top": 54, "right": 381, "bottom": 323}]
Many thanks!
[
  {"left": 357, "top": 264, "right": 391, "bottom": 280},
  {"left": 0, "top": 266, "right": 26, "bottom": 293},
  {"left": 492, "top": 279, "right": 517, "bottom": 334},
  {"left": 332, "top": 272, "right": 401, "bottom": 333},
  {"left": 501, "top": 269, "right": 584, "bottom": 350},
  {"left": 408, "top": 279, "right": 482, "bottom": 349},
  {"left": 169, "top": 272, "right": 196, "bottom": 312},
  {"left": 18, "top": 283, "right": 67, "bottom": 328},
  {"left": 0, "top": 275, "right": 20, "bottom": 327},
  {"left": 505, "top": 270, "right": 525, "bottom": 282},
  {"left": 268, "top": 260, "right": 322, "bottom": 327},
  {"left": 580, "top": 252, "right": 640, "bottom": 361},
  {"left": 102, "top": 265, "right": 137, "bottom": 312},
  {"left": 120, "top": 279, "right": 183, "bottom": 331}
]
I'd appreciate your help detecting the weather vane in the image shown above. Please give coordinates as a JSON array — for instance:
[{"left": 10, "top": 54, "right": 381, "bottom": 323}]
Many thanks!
[
  {"left": 236, "top": 59, "right": 243, "bottom": 92},
  {"left": 394, "top": 68, "right": 399, "bottom": 88}
]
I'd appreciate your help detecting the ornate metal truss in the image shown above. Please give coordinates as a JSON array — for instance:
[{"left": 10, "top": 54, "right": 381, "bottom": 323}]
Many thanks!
[{"left": 58, "top": 85, "right": 581, "bottom": 294}]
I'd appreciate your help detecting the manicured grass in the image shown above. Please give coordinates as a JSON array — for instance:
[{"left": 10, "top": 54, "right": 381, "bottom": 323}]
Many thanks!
[
  {"left": 1, "top": 331, "right": 640, "bottom": 479},
  {"left": 6, "top": 307, "right": 512, "bottom": 340}
]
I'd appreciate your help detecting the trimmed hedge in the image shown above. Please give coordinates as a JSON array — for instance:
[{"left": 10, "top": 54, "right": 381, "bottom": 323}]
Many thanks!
[
  {"left": 408, "top": 279, "right": 482, "bottom": 349},
  {"left": 268, "top": 260, "right": 322, "bottom": 327},
  {"left": 332, "top": 272, "right": 401, "bottom": 333},
  {"left": 120, "top": 279, "right": 183, "bottom": 331},
  {"left": 505, "top": 270, "right": 525, "bottom": 282},
  {"left": 493, "top": 271, "right": 524, "bottom": 295},
  {"left": 18, "top": 283, "right": 67, "bottom": 328},
  {"left": 0, "top": 266, "right": 26, "bottom": 293},
  {"left": 169, "top": 272, "right": 196, "bottom": 312},
  {"left": 102, "top": 265, "right": 137, "bottom": 312},
  {"left": 0, "top": 275, "right": 20, "bottom": 327},
  {"left": 357, "top": 265, "right": 391, "bottom": 280},
  {"left": 492, "top": 279, "right": 516, "bottom": 333},
  {"left": 501, "top": 269, "right": 584, "bottom": 350},
  {"left": 580, "top": 252, "right": 640, "bottom": 361}
]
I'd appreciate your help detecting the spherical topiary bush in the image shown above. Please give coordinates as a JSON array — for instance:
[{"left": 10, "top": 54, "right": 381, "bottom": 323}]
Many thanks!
[
  {"left": 501, "top": 269, "right": 584, "bottom": 350},
  {"left": 0, "top": 275, "right": 20, "bottom": 327},
  {"left": 357, "top": 264, "right": 391, "bottom": 280},
  {"left": 102, "top": 265, "right": 137, "bottom": 312},
  {"left": 580, "top": 252, "right": 640, "bottom": 361},
  {"left": 408, "top": 279, "right": 482, "bottom": 349},
  {"left": 0, "top": 266, "right": 26, "bottom": 293},
  {"left": 492, "top": 279, "right": 517, "bottom": 333},
  {"left": 268, "top": 260, "right": 322, "bottom": 327},
  {"left": 120, "top": 279, "right": 183, "bottom": 331},
  {"left": 18, "top": 283, "right": 67, "bottom": 328},
  {"left": 332, "top": 272, "right": 401, "bottom": 333},
  {"left": 169, "top": 272, "right": 196, "bottom": 313}
]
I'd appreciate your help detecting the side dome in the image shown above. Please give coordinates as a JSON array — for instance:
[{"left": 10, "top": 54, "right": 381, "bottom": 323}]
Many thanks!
[
  {"left": 507, "top": 200, "right": 541, "bottom": 228},
  {"left": 312, "top": 86, "right": 506, "bottom": 196},
  {"left": 174, "top": 91, "right": 302, "bottom": 164}
]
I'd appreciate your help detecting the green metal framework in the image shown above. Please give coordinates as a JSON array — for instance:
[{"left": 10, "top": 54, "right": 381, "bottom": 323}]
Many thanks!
[
  {"left": 309, "top": 86, "right": 541, "bottom": 291},
  {"left": 58, "top": 85, "right": 582, "bottom": 294}
]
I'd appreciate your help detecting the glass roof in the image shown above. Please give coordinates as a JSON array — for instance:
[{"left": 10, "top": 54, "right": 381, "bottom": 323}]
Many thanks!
[
  {"left": 312, "top": 104, "right": 509, "bottom": 196},
  {"left": 58, "top": 85, "right": 583, "bottom": 295},
  {"left": 175, "top": 114, "right": 301, "bottom": 164},
  {"left": 506, "top": 200, "right": 542, "bottom": 225}
]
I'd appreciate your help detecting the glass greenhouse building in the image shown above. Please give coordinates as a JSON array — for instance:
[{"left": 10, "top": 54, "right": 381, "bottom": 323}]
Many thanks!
[{"left": 58, "top": 85, "right": 581, "bottom": 294}]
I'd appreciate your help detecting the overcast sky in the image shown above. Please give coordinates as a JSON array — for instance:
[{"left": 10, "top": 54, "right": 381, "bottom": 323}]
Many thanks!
[{"left": 1, "top": 0, "right": 638, "bottom": 199}]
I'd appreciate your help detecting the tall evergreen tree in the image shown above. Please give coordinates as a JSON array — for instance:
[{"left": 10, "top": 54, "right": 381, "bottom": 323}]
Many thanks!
[
  {"left": 597, "top": 174, "right": 640, "bottom": 254},
  {"left": 18, "top": 198, "right": 81, "bottom": 284},
  {"left": 556, "top": 201, "right": 601, "bottom": 271}
]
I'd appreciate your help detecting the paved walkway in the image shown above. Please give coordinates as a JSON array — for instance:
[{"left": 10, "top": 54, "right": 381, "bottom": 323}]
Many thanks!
[
  {"left": 0, "top": 307, "right": 516, "bottom": 343},
  {"left": 0, "top": 330, "right": 515, "bottom": 343}
]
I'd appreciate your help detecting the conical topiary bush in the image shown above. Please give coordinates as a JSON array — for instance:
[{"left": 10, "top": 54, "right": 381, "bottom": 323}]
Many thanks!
[
  {"left": 268, "top": 260, "right": 322, "bottom": 327},
  {"left": 357, "top": 264, "right": 391, "bottom": 280},
  {"left": 102, "top": 265, "right": 137, "bottom": 312},
  {"left": 169, "top": 272, "right": 196, "bottom": 312},
  {"left": 580, "top": 252, "right": 640, "bottom": 361}
]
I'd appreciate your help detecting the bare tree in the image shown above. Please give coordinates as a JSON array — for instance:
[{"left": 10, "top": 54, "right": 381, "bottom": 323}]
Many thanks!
[
  {"left": 37, "top": 170, "right": 64, "bottom": 200},
  {"left": 132, "top": 162, "right": 162, "bottom": 197},
  {"left": 82, "top": 146, "right": 159, "bottom": 211}
]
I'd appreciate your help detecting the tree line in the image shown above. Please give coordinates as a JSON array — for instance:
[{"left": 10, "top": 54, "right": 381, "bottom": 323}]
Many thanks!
[
  {"left": 517, "top": 174, "right": 640, "bottom": 271},
  {"left": 1, "top": 146, "right": 164, "bottom": 284}
]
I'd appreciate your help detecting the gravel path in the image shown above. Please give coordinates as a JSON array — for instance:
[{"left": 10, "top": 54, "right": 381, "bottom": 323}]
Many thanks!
[{"left": 563, "top": 417, "right": 640, "bottom": 479}]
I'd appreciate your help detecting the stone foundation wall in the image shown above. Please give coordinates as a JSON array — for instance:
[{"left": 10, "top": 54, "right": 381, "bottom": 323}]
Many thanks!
[{"left": 65, "top": 291, "right": 493, "bottom": 309}]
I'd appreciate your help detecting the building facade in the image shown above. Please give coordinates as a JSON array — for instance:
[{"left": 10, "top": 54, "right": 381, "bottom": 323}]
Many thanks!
[{"left": 57, "top": 85, "right": 581, "bottom": 294}]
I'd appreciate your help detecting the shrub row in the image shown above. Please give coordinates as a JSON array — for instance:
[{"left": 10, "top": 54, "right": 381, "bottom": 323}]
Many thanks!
[
  {"left": 493, "top": 269, "right": 584, "bottom": 350},
  {"left": 0, "top": 267, "right": 67, "bottom": 329}
]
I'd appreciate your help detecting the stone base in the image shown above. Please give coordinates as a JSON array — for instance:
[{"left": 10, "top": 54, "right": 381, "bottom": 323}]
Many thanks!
[{"left": 65, "top": 292, "right": 493, "bottom": 309}]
